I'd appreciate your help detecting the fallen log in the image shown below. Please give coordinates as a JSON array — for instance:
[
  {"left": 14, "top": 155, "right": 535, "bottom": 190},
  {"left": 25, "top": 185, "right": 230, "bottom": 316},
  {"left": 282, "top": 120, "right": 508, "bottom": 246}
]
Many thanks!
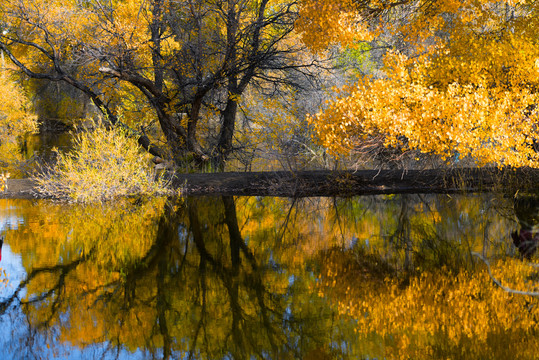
[
  {"left": 2, "top": 167, "right": 539, "bottom": 199},
  {"left": 172, "top": 167, "right": 539, "bottom": 197}
]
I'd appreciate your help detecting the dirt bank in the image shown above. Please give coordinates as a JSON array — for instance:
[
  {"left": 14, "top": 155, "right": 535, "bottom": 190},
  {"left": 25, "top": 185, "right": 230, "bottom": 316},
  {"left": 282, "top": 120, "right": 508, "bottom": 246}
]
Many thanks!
[{"left": 0, "top": 179, "right": 39, "bottom": 199}]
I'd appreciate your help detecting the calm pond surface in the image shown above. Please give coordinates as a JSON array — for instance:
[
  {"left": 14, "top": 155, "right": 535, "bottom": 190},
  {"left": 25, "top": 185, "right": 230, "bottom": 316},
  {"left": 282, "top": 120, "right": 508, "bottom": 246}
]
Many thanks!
[{"left": 1, "top": 193, "right": 539, "bottom": 359}]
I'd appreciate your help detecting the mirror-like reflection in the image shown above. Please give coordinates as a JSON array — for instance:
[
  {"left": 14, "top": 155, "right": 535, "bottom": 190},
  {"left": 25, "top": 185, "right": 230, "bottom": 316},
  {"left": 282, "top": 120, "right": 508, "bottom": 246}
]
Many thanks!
[{"left": 0, "top": 193, "right": 539, "bottom": 359}]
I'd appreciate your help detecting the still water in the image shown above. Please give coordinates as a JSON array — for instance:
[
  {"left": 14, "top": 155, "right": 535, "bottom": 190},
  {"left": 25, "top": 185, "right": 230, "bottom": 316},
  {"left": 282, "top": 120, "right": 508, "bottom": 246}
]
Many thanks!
[{"left": 0, "top": 194, "right": 538, "bottom": 359}]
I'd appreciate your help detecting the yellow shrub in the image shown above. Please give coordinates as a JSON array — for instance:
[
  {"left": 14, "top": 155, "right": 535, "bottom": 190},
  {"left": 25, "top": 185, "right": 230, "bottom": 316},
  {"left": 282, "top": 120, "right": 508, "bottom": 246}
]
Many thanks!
[{"left": 35, "top": 122, "right": 173, "bottom": 202}]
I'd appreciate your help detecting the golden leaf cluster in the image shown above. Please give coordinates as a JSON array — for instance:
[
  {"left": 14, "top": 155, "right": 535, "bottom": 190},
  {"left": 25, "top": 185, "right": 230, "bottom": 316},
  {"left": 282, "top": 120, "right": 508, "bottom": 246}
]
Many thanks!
[
  {"left": 0, "top": 71, "right": 38, "bottom": 172},
  {"left": 302, "top": 0, "right": 539, "bottom": 167}
]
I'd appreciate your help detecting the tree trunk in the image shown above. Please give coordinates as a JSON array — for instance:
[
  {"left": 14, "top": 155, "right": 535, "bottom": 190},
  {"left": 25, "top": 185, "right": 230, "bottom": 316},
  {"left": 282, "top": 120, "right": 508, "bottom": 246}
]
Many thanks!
[
  {"left": 153, "top": 102, "right": 189, "bottom": 162},
  {"left": 214, "top": 0, "right": 239, "bottom": 168},
  {"left": 216, "top": 94, "right": 239, "bottom": 165},
  {"left": 187, "top": 93, "right": 207, "bottom": 158}
]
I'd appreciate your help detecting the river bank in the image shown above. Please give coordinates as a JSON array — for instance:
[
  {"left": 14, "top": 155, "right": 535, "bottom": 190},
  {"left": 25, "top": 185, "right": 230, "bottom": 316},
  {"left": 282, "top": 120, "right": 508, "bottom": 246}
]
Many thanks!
[
  {"left": 4, "top": 168, "right": 539, "bottom": 199},
  {"left": 171, "top": 168, "right": 539, "bottom": 196}
]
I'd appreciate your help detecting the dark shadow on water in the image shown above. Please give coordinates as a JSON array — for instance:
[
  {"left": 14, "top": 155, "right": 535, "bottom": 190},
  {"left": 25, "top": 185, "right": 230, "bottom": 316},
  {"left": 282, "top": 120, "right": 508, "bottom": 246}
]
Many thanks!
[{"left": 512, "top": 196, "right": 539, "bottom": 258}]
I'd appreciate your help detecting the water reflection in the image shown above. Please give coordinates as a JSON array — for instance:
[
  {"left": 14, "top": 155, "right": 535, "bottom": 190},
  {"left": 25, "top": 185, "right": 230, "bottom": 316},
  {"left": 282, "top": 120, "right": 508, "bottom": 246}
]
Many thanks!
[
  {"left": 21, "top": 133, "right": 73, "bottom": 162},
  {"left": 2, "top": 133, "right": 73, "bottom": 178},
  {"left": 0, "top": 194, "right": 538, "bottom": 359}
]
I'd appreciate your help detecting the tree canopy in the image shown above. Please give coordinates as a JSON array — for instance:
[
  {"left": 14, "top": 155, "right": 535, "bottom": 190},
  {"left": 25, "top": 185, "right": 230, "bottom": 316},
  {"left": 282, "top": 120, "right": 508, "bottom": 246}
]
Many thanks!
[
  {"left": 300, "top": 0, "right": 539, "bottom": 167},
  {"left": 1, "top": 0, "right": 539, "bottom": 171},
  {"left": 0, "top": 0, "right": 314, "bottom": 167}
]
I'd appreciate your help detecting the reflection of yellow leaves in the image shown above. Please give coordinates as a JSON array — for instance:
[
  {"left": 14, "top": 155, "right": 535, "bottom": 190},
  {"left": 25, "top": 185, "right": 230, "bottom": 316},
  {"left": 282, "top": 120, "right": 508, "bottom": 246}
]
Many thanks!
[
  {"left": 319, "top": 248, "right": 539, "bottom": 359},
  {"left": 3, "top": 194, "right": 519, "bottom": 357},
  {"left": 7, "top": 196, "right": 170, "bottom": 349},
  {"left": 0, "top": 268, "right": 8, "bottom": 286},
  {"left": 236, "top": 197, "right": 362, "bottom": 268},
  {"left": 8, "top": 197, "right": 167, "bottom": 270},
  {"left": 65, "top": 197, "right": 168, "bottom": 267}
]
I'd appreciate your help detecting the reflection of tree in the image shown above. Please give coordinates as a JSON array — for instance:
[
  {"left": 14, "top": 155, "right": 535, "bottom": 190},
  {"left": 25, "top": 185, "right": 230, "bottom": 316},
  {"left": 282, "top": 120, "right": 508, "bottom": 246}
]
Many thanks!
[
  {"left": 316, "top": 194, "right": 539, "bottom": 360},
  {"left": 186, "top": 196, "right": 348, "bottom": 358},
  {"left": 320, "top": 244, "right": 539, "bottom": 359},
  {"left": 5, "top": 193, "right": 523, "bottom": 359},
  {"left": 0, "top": 253, "right": 88, "bottom": 319},
  {"left": 189, "top": 196, "right": 276, "bottom": 357},
  {"left": 334, "top": 194, "right": 514, "bottom": 272},
  {"left": 2, "top": 196, "right": 352, "bottom": 359}
]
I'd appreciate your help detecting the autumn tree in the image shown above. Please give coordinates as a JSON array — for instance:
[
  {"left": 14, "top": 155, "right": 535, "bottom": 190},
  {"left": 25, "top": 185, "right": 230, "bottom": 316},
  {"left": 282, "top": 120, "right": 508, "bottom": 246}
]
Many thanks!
[
  {"left": 0, "top": 0, "right": 313, "bottom": 167},
  {"left": 299, "top": 0, "right": 539, "bottom": 168}
]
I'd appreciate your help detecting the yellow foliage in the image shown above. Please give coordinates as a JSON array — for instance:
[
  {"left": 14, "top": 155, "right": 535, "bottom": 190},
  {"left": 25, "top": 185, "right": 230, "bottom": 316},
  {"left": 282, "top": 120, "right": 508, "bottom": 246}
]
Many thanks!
[
  {"left": 302, "top": 0, "right": 539, "bottom": 167},
  {"left": 297, "top": 0, "right": 375, "bottom": 53},
  {"left": 0, "top": 75, "right": 37, "bottom": 136},
  {"left": 34, "top": 120, "right": 173, "bottom": 202},
  {"left": 0, "top": 72, "right": 38, "bottom": 172}
]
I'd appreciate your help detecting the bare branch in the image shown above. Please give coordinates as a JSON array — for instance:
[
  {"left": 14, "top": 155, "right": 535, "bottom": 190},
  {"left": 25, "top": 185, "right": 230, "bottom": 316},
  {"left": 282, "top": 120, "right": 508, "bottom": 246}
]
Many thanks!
[{"left": 472, "top": 252, "right": 539, "bottom": 297}]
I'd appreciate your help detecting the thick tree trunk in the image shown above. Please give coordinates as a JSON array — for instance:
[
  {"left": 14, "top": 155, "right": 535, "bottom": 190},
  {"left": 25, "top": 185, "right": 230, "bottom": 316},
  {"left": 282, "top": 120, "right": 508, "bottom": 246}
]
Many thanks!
[
  {"left": 187, "top": 93, "right": 207, "bottom": 158},
  {"left": 98, "top": 66, "right": 197, "bottom": 163},
  {"left": 216, "top": 95, "right": 238, "bottom": 163},
  {"left": 213, "top": 0, "right": 268, "bottom": 167},
  {"left": 153, "top": 103, "right": 189, "bottom": 162},
  {"left": 213, "top": 0, "right": 240, "bottom": 169}
]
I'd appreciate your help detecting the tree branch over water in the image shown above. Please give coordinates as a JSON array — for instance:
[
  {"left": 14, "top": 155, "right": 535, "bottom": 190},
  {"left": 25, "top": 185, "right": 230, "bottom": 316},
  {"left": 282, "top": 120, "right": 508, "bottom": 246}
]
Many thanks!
[{"left": 472, "top": 252, "right": 539, "bottom": 297}]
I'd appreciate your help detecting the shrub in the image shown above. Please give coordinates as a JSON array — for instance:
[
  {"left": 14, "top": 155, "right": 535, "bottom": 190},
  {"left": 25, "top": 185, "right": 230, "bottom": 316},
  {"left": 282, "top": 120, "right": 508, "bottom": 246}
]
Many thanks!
[{"left": 35, "top": 121, "right": 173, "bottom": 202}]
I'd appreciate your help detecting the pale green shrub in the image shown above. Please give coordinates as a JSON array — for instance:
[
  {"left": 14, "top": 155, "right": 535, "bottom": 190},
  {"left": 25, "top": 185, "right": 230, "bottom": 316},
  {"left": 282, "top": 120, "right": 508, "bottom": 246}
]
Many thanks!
[{"left": 35, "top": 122, "right": 173, "bottom": 202}]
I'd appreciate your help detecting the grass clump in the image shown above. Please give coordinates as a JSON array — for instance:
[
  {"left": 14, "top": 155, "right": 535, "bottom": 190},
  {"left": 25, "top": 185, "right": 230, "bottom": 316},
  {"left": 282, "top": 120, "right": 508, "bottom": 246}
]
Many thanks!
[{"left": 35, "top": 121, "right": 172, "bottom": 202}]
